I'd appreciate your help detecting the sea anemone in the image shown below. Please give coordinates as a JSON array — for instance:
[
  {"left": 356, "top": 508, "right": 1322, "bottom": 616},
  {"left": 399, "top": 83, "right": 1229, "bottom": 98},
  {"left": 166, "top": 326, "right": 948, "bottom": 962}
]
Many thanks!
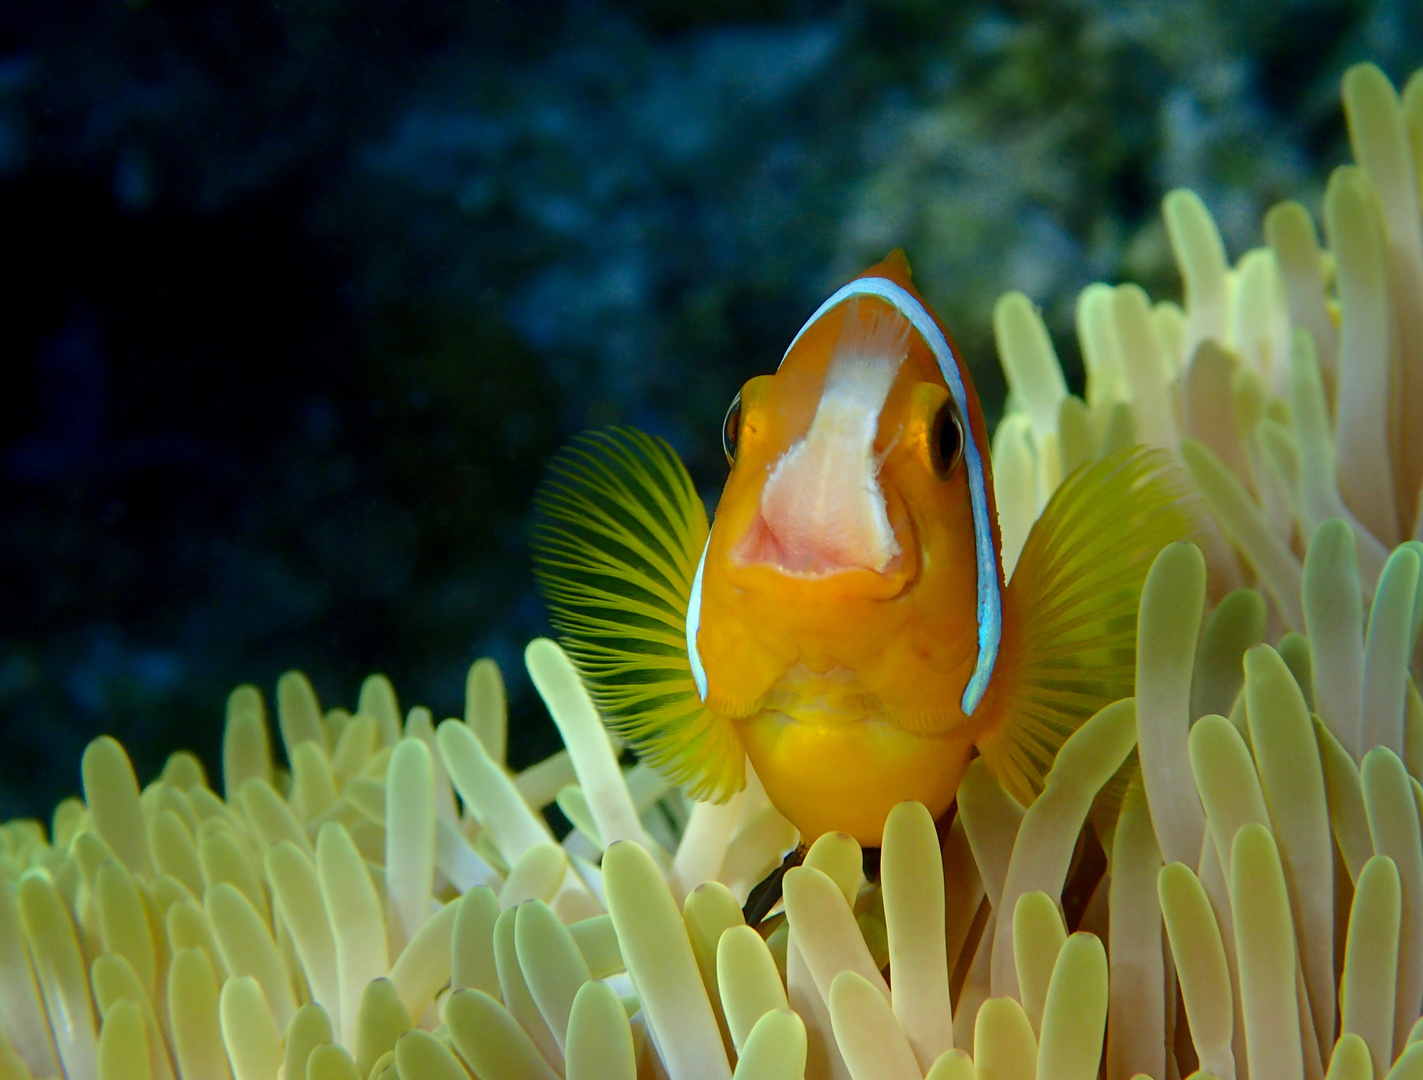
[
  {"left": 0, "top": 643, "right": 800, "bottom": 1080},
  {"left": 990, "top": 63, "right": 1423, "bottom": 613},
  {"left": 3, "top": 61, "right": 1423, "bottom": 1080}
]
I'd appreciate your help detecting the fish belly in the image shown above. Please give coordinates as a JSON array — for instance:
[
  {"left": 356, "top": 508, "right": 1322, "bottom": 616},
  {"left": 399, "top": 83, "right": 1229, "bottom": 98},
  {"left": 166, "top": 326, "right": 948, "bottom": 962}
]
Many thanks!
[{"left": 735, "top": 706, "right": 977, "bottom": 846}]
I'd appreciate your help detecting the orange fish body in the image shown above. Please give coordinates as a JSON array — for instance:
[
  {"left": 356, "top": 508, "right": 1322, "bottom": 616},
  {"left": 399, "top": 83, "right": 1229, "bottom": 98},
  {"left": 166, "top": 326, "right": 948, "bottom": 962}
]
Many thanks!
[
  {"left": 534, "top": 253, "right": 1191, "bottom": 848},
  {"left": 690, "top": 253, "right": 1012, "bottom": 842}
]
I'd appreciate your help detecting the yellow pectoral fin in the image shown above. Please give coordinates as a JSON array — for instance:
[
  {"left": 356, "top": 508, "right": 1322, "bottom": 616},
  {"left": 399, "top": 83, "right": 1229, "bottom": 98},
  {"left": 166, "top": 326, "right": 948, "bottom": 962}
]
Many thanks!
[
  {"left": 532, "top": 427, "right": 745, "bottom": 801},
  {"left": 976, "top": 445, "right": 1197, "bottom": 806}
]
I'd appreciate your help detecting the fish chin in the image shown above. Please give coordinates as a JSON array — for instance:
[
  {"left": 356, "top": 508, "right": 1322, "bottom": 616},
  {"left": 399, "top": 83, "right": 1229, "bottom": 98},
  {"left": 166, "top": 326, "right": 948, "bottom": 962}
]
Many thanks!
[{"left": 760, "top": 662, "right": 883, "bottom": 721}]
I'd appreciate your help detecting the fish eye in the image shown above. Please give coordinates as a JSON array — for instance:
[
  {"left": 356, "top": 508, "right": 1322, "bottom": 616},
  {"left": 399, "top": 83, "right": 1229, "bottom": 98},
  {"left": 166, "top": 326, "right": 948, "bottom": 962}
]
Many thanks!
[
  {"left": 722, "top": 391, "right": 742, "bottom": 466},
  {"left": 932, "top": 398, "right": 965, "bottom": 477}
]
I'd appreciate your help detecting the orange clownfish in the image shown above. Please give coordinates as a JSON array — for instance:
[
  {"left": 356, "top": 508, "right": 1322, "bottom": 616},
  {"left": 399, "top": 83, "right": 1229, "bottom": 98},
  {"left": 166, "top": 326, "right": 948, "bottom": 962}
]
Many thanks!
[{"left": 533, "top": 252, "right": 1191, "bottom": 847}]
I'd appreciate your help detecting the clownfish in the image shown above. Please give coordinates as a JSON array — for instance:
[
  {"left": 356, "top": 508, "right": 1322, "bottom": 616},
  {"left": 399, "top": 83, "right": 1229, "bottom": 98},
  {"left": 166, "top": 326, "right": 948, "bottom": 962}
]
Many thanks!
[{"left": 533, "top": 252, "right": 1191, "bottom": 847}]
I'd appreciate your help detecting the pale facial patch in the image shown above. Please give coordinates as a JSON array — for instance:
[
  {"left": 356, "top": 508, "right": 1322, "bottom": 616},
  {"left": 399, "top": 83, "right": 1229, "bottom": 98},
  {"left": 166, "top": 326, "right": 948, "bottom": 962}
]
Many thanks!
[{"left": 756, "top": 300, "right": 910, "bottom": 574}]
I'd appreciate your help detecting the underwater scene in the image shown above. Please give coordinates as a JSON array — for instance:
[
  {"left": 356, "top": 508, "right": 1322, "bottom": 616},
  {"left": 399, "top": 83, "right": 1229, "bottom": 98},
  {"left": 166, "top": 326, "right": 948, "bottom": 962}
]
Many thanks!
[{"left": 3, "top": 1, "right": 1423, "bottom": 1077}]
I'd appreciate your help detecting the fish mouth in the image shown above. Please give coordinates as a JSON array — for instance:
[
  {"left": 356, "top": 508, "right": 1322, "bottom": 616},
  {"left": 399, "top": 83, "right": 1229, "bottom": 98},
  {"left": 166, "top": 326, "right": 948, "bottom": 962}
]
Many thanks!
[
  {"left": 731, "top": 511, "right": 908, "bottom": 578},
  {"left": 728, "top": 484, "right": 918, "bottom": 590}
]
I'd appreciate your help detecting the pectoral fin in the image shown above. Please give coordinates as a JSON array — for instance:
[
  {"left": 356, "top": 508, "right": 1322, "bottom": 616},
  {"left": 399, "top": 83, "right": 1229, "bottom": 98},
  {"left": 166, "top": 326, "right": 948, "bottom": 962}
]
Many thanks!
[
  {"left": 532, "top": 428, "right": 745, "bottom": 800},
  {"left": 976, "top": 445, "right": 1196, "bottom": 807}
]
